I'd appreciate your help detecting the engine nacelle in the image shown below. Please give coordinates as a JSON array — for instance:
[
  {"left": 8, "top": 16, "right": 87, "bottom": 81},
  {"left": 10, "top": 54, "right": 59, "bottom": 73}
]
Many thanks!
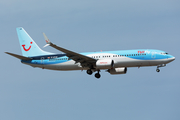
[
  {"left": 108, "top": 67, "right": 127, "bottom": 75},
  {"left": 96, "top": 59, "right": 114, "bottom": 69}
]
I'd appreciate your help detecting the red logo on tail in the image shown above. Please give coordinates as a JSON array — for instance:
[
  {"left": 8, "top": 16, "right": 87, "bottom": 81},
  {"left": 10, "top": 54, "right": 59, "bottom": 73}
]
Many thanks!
[{"left": 22, "top": 42, "right": 33, "bottom": 51}]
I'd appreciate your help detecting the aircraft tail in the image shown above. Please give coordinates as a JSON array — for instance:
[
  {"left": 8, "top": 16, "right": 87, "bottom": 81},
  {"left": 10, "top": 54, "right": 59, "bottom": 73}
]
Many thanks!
[{"left": 16, "top": 27, "right": 54, "bottom": 57}]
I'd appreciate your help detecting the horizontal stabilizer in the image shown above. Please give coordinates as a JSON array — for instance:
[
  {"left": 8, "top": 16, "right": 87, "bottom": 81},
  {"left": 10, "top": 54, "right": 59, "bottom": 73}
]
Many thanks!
[{"left": 5, "top": 52, "right": 32, "bottom": 60}]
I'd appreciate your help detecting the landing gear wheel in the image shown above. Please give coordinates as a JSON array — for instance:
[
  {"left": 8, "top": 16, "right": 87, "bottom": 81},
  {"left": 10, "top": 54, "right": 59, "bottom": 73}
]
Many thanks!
[
  {"left": 95, "top": 73, "right": 101, "bottom": 79},
  {"left": 156, "top": 69, "right": 160, "bottom": 72},
  {"left": 87, "top": 69, "right": 93, "bottom": 75}
]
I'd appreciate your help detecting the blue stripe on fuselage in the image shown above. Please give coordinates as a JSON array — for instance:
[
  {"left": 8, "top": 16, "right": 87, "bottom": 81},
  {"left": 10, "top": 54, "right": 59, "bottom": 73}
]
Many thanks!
[{"left": 21, "top": 53, "right": 70, "bottom": 65}]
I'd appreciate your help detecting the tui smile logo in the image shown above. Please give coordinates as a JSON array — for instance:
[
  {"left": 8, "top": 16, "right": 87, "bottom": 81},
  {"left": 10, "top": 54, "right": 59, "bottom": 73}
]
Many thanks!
[{"left": 22, "top": 42, "right": 33, "bottom": 51}]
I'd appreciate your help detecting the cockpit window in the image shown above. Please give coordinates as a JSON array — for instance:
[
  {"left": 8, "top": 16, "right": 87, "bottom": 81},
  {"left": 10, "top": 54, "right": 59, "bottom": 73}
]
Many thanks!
[{"left": 160, "top": 52, "right": 168, "bottom": 55}]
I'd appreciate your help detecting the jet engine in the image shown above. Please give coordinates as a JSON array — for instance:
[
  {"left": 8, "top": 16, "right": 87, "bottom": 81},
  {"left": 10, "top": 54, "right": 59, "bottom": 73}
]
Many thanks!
[
  {"left": 108, "top": 67, "right": 127, "bottom": 75},
  {"left": 96, "top": 59, "right": 114, "bottom": 69}
]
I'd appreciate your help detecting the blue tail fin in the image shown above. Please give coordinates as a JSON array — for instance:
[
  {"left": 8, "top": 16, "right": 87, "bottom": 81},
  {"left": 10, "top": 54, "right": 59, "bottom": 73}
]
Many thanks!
[{"left": 16, "top": 27, "right": 54, "bottom": 57}]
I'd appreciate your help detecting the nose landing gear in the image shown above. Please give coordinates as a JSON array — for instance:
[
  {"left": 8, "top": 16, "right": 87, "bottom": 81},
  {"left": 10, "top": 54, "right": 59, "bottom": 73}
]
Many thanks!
[
  {"left": 156, "top": 68, "right": 160, "bottom": 72},
  {"left": 156, "top": 64, "right": 166, "bottom": 72}
]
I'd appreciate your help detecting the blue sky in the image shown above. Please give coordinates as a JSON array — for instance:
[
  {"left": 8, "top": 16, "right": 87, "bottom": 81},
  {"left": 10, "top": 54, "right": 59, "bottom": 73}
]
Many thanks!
[{"left": 1, "top": 0, "right": 180, "bottom": 120}]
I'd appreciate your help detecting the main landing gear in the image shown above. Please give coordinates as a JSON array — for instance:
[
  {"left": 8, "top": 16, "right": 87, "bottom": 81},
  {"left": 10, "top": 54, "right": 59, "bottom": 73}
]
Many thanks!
[
  {"left": 87, "top": 69, "right": 93, "bottom": 75},
  {"left": 87, "top": 69, "right": 101, "bottom": 79},
  {"left": 156, "top": 64, "right": 166, "bottom": 73},
  {"left": 95, "top": 71, "right": 101, "bottom": 79}
]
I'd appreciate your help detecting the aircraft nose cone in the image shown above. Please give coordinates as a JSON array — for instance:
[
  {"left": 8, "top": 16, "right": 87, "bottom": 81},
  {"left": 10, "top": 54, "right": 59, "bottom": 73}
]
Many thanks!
[
  {"left": 168, "top": 56, "right": 175, "bottom": 62},
  {"left": 172, "top": 57, "right": 175, "bottom": 61}
]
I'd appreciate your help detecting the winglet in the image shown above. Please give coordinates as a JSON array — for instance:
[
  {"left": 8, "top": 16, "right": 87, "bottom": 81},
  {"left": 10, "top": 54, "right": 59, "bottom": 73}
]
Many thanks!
[{"left": 43, "top": 33, "right": 51, "bottom": 46}]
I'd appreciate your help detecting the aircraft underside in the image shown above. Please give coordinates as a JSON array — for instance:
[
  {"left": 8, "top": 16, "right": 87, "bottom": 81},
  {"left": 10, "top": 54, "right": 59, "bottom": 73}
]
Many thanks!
[{"left": 22, "top": 57, "right": 174, "bottom": 78}]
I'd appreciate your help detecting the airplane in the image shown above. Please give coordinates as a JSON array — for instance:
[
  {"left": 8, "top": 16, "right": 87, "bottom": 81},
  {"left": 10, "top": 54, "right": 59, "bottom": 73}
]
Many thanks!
[{"left": 5, "top": 27, "right": 175, "bottom": 79}]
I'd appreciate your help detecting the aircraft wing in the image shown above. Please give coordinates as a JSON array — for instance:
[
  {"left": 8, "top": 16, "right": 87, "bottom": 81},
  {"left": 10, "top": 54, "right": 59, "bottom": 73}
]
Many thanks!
[{"left": 43, "top": 33, "right": 96, "bottom": 67}]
